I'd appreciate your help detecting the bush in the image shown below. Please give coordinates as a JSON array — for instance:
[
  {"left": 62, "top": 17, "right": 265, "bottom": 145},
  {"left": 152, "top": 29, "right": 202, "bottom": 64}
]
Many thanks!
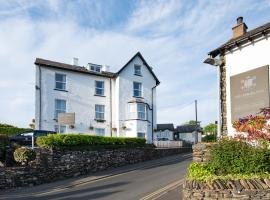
[
  {"left": 209, "top": 139, "right": 270, "bottom": 175},
  {"left": 0, "top": 134, "right": 9, "bottom": 161},
  {"left": 0, "top": 123, "right": 32, "bottom": 136},
  {"left": 36, "top": 134, "right": 146, "bottom": 149},
  {"left": 188, "top": 162, "right": 216, "bottom": 181},
  {"left": 202, "top": 134, "right": 216, "bottom": 142},
  {"left": 13, "top": 147, "right": 36, "bottom": 165}
]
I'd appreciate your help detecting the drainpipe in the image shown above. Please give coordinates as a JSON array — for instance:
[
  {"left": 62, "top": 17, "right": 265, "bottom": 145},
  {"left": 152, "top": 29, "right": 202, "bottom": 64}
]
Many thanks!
[
  {"left": 151, "top": 85, "right": 157, "bottom": 143},
  {"left": 38, "top": 66, "right": 42, "bottom": 130},
  {"left": 110, "top": 78, "right": 112, "bottom": 137}
]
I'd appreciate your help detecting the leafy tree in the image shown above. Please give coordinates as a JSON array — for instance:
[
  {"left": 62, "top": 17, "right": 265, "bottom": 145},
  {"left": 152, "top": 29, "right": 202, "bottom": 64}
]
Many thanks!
[
  {"left": 203, "top": 123, "right": 217, "bottom": 135},
  {"left": 183, "top": 120, "right": 201, "bottom": 125}
]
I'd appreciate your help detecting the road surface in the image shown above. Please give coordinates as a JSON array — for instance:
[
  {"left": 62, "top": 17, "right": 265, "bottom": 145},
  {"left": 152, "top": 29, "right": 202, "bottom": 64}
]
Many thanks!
[{"left": 0, "top": 152, "right": 192, "bottom": 200}]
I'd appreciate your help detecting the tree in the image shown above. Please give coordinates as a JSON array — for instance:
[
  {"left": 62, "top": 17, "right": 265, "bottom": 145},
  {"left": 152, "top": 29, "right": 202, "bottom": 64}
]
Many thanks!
[
  {"left": 183, "top": 120, "right": 201, "bottom": 125},
  {"left": 203, "top": 123, "right": 217, "bottom": 135}
]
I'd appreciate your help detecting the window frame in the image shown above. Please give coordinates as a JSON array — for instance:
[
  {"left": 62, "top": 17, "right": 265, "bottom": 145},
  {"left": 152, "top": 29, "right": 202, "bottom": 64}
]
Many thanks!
[
  {"left": 95, "top": 104, "right": 105, "bottom": 120},
  {"left": 134, "top": 64, "right": 142, "bottom": 76},
  {"left": 55, "top": 73, "right": 67, "bottom": 91},
  {"left": 95, "top": 80, "right": 105, "bottom": 96},
  {"left": 137, "top": 103, "right": 146, "bottom": 120},
  {"left": 55, "top": 99, "right": 66, "bottom": 119},
  {"left": 95, "top": 128, "right": 105, "bottom": 136},
  {"left": 137, "top": 132, "right": 146, "bottom": 139},
  {"left": 133, "top": 82, "right": 142, "bottom": 97},
  {"left": 54, "top": 125, "right": 66, "bottom": 133}
]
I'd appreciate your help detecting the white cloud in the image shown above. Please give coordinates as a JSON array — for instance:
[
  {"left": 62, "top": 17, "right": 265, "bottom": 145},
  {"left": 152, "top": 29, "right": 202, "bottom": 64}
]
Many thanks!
[{"left": 1, "top": 0, "right": 270, "bottom": 128}]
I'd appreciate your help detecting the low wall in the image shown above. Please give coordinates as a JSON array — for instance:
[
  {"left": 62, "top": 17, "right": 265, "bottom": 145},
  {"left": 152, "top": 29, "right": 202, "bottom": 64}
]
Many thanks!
[
  {"left": 192, "top": 142, "right": 213, "bottom": 163},
  {"left": 183, "top": 179, "right": 270, "bottom": 199},
  {"left": 0, "top": 147, "right": 191, "bottom": 190}
]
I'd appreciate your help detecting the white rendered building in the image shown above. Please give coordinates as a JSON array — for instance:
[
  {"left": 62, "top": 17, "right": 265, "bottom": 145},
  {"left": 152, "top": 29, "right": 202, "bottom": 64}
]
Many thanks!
[
  {"left": 206, "top": 17, "right": 270, "bottom": 136},
  {"left": 35, "top": 52, "right": 160, "bottom": 143}
]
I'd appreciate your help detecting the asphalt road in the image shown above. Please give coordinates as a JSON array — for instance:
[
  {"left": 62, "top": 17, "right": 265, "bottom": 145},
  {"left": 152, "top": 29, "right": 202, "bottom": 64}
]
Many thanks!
[{"left": 0, "top": 152, "right": 192, "bottom": 200}]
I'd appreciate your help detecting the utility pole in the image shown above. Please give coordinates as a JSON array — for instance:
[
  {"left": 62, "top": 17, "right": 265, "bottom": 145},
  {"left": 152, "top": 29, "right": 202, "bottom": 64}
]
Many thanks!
[{"left": 195, "top": 100, "right": 198, "bottom": 125}]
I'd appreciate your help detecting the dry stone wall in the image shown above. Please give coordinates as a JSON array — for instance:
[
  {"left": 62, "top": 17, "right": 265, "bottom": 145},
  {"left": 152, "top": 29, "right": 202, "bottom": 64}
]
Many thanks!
[{"left": 0, "top": 147, "right": 191, "bottom": 190}]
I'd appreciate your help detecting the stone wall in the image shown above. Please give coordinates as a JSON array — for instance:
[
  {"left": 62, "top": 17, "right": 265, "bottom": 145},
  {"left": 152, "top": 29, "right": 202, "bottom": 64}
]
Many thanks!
[
  {"left": 183, "top": 179, "right": 270, "bottom": 199},
  {"left": 0, "top": 147, "right": 191, "bottom": 190},
  {"left": 220, "top": 54, "right": 228, "bottom": 134},
  {"left": 192, "top": 143, "right": 212, "bottom": 163}
]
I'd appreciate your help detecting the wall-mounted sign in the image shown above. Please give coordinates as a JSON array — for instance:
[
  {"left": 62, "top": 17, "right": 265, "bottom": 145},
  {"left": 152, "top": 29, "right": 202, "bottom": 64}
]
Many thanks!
[
  {"left": 230, "top": 65, "right": 269, "bottom": 122},
  {"left": 58, "top": 113, "right": 75, "bottom": 125}
]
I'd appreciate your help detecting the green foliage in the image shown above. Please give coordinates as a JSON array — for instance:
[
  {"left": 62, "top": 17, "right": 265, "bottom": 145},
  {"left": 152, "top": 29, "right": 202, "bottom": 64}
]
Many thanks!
[
  {"left": 209, "top": 139, "right": 270, "bottom": 175},
  {"left": 188, "top": 162, "right": 216, "bottom": 181},
  {"left": 36, "top": 134, "right": 146, "bottom": 149},
  {"left": 0, "top": 123, "right": 32, "bottom": 136},
  {"left": 0, "top": 134, "right": 9, "bottom": 161},
  {"left": 187, "top": 162, "right": 270, "bottom": 182},
  {"left": 203, "top": 123, "right": 217, "bottom": 135},
  {"left": 183, "top": 120, "right": 200, "bottom": 125},
  {"left": 202, "top": 134, "right": 217, "bottom": 142},
  {"left": 13, "top": 147, "right": 36, "bottom": 165}
]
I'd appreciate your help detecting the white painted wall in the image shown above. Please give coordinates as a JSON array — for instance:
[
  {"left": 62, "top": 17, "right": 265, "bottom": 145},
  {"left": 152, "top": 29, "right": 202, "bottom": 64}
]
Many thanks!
[
  {"left": 116, "top": 56, "right": 157, "bottom": 143},
  {"left": 225, "top": 34, "right": 270, "bottom": 135},
  {"left": 35, "top": 54, "right": 158, "bottom": 143},
  {"left": 154, "top": 130, "right": 174, "bottom": 141},
  {"left": 35, "top": 67, "right": 112, "bottom": 136},
  {"left": 178, "top": 132, "right": 202, "bottom": 144}
]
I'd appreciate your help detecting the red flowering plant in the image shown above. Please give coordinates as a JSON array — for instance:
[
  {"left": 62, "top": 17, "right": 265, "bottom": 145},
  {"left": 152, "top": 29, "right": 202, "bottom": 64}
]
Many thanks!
[{"left": 232, "top": 108, "right": 270, "bottom": 148}]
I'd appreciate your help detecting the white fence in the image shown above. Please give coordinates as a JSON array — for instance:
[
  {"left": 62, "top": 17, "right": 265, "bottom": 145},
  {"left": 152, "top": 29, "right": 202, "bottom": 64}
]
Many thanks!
[{"left": 153, "top": 141, "right": 183, "bottom": 148}]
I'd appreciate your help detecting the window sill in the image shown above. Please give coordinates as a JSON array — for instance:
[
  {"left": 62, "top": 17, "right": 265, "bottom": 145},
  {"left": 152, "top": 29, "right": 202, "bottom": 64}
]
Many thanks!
[
  {"left": 95, "top": 119, "right": 106, "bottom": 123},
  {"left": 94, "top": 94, "right": 106, "bottom": 97},
  {"left": 54, "top": 88, "right": 68, "bottom": 92},
  {"left": 125, "top": 119, "right": 149, "bottom": 122},
  {"left": 133, "top": 96, "right": 144, "bottom": 99},
  {"left": 134, "top": 74, "right": 142, "bottom": 77}
]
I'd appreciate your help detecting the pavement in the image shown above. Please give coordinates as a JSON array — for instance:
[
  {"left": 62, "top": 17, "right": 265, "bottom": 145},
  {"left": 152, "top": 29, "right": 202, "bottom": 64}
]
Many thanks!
[{"left": 0, "top": 152, "right": 192, "bottom": 200}]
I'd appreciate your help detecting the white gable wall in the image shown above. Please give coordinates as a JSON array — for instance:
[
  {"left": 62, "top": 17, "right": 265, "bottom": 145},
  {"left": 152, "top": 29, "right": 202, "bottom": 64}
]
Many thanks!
[{"left": 225, "top": 35, "right": 270, "bottom": 135}]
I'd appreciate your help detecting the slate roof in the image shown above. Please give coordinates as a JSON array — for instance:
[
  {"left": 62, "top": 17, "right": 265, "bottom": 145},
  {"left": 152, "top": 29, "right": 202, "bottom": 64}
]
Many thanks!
[
  {"left": 35, "top": 58, "right": 116, "bottom": 78},
  {"left": 156, "top": 124, "right": 174, "bottom": 131},
  {"left": 175, "top": 125, "right": 202, "bottom": 133},
  {"left": 209, "top": 21, "right": 270, "bottom": 57},
  {"left": 35, "top": 52, "right": 160, "bottom": 85}
]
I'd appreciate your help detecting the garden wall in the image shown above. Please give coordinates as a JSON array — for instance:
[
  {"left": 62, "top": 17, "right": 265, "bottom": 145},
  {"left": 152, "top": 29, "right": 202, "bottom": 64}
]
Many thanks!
[
  {"left": 0, "top": 147, "right": 191, "bottom": 190},
  {"left": 183, "top": 143, "right": 270, "bottom": 199},
  {"left": 183, "top": 179, "right": 270, "bottom": 199}
]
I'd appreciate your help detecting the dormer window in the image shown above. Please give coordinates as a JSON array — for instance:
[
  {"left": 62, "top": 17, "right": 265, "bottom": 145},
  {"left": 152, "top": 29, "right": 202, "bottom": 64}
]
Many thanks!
[
  {"left": 134, "top": 65, "right": 142, "bottom": 76},
  {"left": 88, "top": 63, "right": 101, "bottom": 73}
]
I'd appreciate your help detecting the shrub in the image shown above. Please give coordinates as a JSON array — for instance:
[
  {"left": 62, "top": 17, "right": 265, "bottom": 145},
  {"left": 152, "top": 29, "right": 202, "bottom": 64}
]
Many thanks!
[
  {"left": 13, "top": 147, "right": 36, "bottom": 165},
  {"left": 0, "top": 123, "right": 32, "bottom": 136},
  {"left": 187, "top": 162, "right": 216, "bottom": 181},
  {"left": 209, "top": 138, "right": 270, "bottom": 175},
  {"left": 36, "top": 134, "right": 146, "bottom": 149},
  {"left": 0, "top": 134, "right": 9, "bottom": 161},
  {"left": 202, "top": 134, "right": 216, "bottom": 142}
]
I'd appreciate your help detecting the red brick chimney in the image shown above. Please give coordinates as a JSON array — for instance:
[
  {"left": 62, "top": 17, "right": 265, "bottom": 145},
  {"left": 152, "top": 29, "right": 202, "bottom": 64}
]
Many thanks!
[{"left": 232, "top": 17, "right": 248, "bottom": 38}]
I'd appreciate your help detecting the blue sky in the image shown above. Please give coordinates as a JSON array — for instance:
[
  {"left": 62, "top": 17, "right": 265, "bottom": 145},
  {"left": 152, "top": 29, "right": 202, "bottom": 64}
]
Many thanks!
[{"left": 1, "top": 0, "right": 270, "bottom": 128}]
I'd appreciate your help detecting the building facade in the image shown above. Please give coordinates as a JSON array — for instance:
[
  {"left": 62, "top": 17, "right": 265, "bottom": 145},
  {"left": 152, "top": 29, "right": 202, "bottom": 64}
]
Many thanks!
[
  {"left": 35, "top": 52, "right": 159, "bottom": 143},
  {"left": 206, "top": 17, "right": 270, "bottom": 136}
]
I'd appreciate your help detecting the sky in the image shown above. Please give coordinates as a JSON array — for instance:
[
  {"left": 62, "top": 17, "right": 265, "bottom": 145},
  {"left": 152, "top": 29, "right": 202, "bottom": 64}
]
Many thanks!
[{"left": 1, "top": 0, "right": 270, "bottom": 128}]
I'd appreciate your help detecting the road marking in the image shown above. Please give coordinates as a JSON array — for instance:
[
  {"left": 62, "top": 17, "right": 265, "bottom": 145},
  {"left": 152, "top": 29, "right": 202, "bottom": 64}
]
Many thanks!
[
  {"left": 2, "top": 153, "right": 192, "bottom": 198},
  {"left": 140, "top": 179, "right": 184, "bottom": 200}
]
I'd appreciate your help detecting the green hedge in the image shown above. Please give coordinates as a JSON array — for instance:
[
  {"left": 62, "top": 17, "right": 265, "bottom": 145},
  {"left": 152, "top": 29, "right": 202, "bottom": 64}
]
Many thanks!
[
  {"left": 187, "top": 139, "right": 270, "bottom": 182},
  {"left": 202, "top": 134, "right": 217, "bottom": 143},
  {"left": 0, "top": 123, "right": 32, "bottom": 136},
  {"left": 36, "top": 134, "right": 146, "bottom": 149}
]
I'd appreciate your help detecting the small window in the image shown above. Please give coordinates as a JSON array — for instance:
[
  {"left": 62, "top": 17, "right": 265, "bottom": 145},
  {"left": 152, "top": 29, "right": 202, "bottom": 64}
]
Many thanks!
[
  {"left": 95, "top": 81, "right": 104, "bottom": 96},
  {"left": 137, "top": 103, "right": 146, "bottom": 120},
  {"left": 90, "top": 64, "right": 101, "bottom": 72},
  {"left": 129, "top": 104, "right": 137, "bottom": 119},
  {"left": 134, "top": 65, "right": 142, "bottom": 76},
  {"left": 133, "top": 82, "right": 142, "bottom": 97},
  {"left": 54, "top": 125, "right": 66, "bottom": 133},
  {"left": 55, "top": 99, "right": 66, "bottom": 119},
  {"left": 137, "top": 132, "right": 145, "bottom": 138},
  {"left": 95, "top": 128, "right": 105, "bottom": 136},
  {"left": 55, "top": 73, "right": 66, "bottom": 90},
  {"left": 95, "top": 105, "right": 105, "bottom": 120}
]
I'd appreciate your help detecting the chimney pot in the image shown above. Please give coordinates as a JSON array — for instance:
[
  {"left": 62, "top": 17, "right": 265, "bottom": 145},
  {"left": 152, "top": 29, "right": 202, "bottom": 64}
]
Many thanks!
[
  {"left": 71, "top": 58, "right": 79, "bottom": 66},
  {"left": 237, "top": 16, "right": 243, "bottom": 25}
]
